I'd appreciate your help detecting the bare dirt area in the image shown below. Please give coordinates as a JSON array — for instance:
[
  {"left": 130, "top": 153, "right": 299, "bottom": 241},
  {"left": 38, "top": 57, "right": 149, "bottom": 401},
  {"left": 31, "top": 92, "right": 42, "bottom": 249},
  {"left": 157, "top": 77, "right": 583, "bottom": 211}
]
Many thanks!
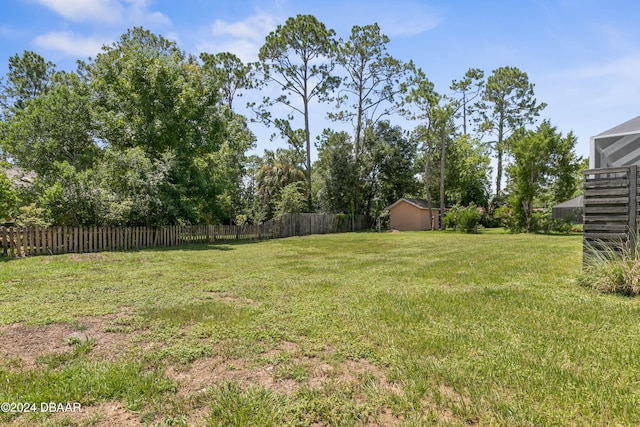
[
  {"left": 166, "top": 340, "right": 400, "bottom": 397},
  {"left": 164, "top": 340, "right": 404, "bottom": 426},
  {"left": 0, "top": 315, "right": 132, "bottom": 369}
]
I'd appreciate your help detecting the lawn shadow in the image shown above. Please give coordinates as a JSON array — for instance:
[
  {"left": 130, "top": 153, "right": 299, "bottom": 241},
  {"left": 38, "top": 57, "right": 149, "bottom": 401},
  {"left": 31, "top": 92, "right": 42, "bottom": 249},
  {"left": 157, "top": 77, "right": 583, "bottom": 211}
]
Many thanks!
[
  {"left": 0, "top": 238, "right": 270, "bottom": 261},
  {"left": 144, "top": 239, "right": 268, "bottom": 253}
]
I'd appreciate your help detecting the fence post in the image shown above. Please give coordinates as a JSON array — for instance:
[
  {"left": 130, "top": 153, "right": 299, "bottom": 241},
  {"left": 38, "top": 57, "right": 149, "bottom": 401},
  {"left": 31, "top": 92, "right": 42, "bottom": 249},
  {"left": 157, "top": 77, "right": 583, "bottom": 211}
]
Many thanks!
[{"left": 630, "top": 165, "right": 638, "bottom": 256}]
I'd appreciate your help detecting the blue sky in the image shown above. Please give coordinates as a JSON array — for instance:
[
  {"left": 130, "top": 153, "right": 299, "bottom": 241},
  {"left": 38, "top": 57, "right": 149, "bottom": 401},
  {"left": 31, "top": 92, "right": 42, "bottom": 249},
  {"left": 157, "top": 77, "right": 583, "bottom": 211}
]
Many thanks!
[{"left": 1, "top": 0, "right": 639, "bottom": 162}]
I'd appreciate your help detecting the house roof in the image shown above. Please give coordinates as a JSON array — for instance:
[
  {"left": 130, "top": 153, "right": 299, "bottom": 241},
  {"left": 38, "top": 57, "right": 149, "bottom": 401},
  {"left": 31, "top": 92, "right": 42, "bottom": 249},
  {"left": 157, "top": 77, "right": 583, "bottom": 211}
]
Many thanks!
[
  {"left": 596, "top": 115, "right": 640, "bottom": 138},
  {"left": 553, "top": 195, "right": 583, "bottom": 209},
  {"left": 387, "top": 198, "right": 440, "bottom": 211},
  {"left": 2, "top": 166, "right": 36, "bottom": 188}
]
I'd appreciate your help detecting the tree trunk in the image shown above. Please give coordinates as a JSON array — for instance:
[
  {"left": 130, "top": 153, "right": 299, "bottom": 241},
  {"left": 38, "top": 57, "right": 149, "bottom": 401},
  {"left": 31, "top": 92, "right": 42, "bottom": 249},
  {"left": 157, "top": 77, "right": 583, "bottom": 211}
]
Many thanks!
[
  {"left": 439, "top": 128, "right": 446, "bottom": 230},
  {"left": 303, "top": 90, "right": 312, "bottom": 212},
  {"left": 425, "top": 146, "right": 433, "bottom": 229},
  {"left": 495, "top": 111, "right": 505, "bottom": 197}
]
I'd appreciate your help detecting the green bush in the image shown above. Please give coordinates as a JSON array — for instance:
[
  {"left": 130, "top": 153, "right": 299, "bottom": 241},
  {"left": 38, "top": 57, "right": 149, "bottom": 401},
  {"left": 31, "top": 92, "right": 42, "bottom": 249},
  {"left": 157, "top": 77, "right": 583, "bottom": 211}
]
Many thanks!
[
  {"left": 443, "top": 204, "right": 481, "bottom": 233},
  {"left": 443, "top": 206, "right": 459, "bottom": 230},
  {"left": 0, "top": 171, "right": 18, "bottom": 221},
  {"left": 15, "top": 203, "right": 51, "bottom": 228},
  {"left": 494, "top": 206, "right": 523, "bottom": 233},
  {"left": 457, "top": 204, "right": 481, "bottom": 233}
]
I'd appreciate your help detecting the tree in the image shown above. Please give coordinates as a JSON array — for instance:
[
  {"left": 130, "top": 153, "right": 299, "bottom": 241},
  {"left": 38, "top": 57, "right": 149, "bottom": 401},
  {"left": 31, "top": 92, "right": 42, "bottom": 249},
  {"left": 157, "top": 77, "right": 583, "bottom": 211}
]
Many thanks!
[
  {"left": 450, "top": 68, "right": 484, "bottom": 136},
  {"left": 477, "top": 66, "right": 546, "bottom": 197},
  {"left": 255, "top": 148, "right": 306, "bottom": 219},
  {"left": 442, "top": 134, "right": 491, "bottom": 207},
  {"left": 0, "top": 170, "right": 17, "bottom": 220},
  {"left": 2, "top": 71, "right": 99, "bottom": 178},
  {"left": 1, "top": 51, "right": 55, "bottom": 112},
  {"left": 89, "top": 27, "right": 223, "bottom": 159},
  {"left": 88, "top": 27, "right": 226, "bottom": 224},
  {"left": 258, "top": 14, "right": 340, "bottom": 210},
  {"left": 361, "top": 121, "right": 419, "bottom": 217},
  {"left": 403, "top": 69, "right": 439, "bottom": 222},
  {"left": 332, "top": 23, "right": 411, "bottom": 214},
  {"left": 507, "top": 121, "right": 582, "bottom": 233},
  {"left": 200, "top": 51, "right": 254, "bottom": 110},
  {"left": 314, "top": 130, "right": 357, "bottom": 214}
]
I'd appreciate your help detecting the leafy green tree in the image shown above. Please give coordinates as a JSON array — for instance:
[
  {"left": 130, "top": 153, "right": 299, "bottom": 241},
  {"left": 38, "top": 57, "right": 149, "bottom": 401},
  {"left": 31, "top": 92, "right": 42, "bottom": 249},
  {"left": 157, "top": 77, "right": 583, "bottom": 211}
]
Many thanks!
[
  {"left": 404, "top": 69, "right": 440, "bottom": 219},
  {"left": 507, "top": 121, "right": 582, "bottom": 233},
  {"left": 274, "top": 181, "right": 306, "bottom": 215},
  {"left": 200, "top": 51, "right": 254, "bottom": 110},
  {"left": 1, "top": 51, "right": 55, "bottom": 112},
  {"left": 38, "top": 161, "right": 108, "bottom": 226},
  {"left": 95, "top": 147, "right": 173, "bottom": 226},
  {"left": 255, "top": 148, "right": 306, "bottom": 219},
  {"left": 361, "top": 121, "right": 419, "bottom": 217},
  {"left": 443, "top": 134, "right": 491, "bottom": 207},
  {"left": 203, "top": 108, "right": 256, "bottom": 223},
  {"left": 0, "top": 170, "right": 17, "bottom": 220},
  {"left": 88, "top": 27, "right": 227, "bottom": 224},
  {"left": 314, "top": 130, "right": 357, "bottom": 214},
  {"left": 89, "top": 27, "right": 222, "bottom": 158},
  {"left": 258, "top": 14, "right": 340, "bottom": 210},
  {"left": 2, "top": 71, "right": 99, "bottom": 177},
  {"left": 332, "top": 23, "right": 411, "bottom": 214},
  {"left": 477, "top": 66, "right": 546, "bottom": 197}
]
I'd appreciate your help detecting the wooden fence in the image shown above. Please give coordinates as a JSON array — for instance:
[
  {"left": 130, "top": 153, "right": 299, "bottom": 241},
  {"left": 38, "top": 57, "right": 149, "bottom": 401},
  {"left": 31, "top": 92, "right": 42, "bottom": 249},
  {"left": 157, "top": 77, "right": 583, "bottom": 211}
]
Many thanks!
[
  {"left": 583, "top": 165, "right": 639, "bottom": 257},
  {"left": 0, "top": 214, "right": 371, "bottom": 258},
  {"left": 262, "top": 213, "right": 371, "bottom": 238}
]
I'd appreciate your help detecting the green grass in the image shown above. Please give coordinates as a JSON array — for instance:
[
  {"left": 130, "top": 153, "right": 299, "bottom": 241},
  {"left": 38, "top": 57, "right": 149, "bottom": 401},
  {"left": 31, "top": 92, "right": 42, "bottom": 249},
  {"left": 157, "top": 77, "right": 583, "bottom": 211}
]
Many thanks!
[{"left": 1, "top": 230, "right": 640, "bottom": 425}]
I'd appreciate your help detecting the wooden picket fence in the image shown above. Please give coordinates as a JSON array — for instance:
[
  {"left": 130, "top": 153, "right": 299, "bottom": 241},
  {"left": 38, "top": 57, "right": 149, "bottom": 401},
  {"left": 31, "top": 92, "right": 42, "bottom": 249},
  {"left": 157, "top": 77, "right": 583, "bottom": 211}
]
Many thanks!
[
  {"left": 0, "top": 214, "right": 372, "bottom": 258},
  {"left": 0, "top": 224, "right": 268, "bottom": 258}
]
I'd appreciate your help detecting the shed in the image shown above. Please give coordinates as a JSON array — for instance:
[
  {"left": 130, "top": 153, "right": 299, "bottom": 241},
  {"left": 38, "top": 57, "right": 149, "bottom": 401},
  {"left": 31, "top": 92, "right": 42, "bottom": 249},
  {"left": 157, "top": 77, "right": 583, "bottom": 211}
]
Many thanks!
[
  {"left": 590, "top": 115, "right": 640, "bottom": 168},
  {"left": 552, "top": 195, "right": 583, "bottom": 224},
  {"left": 387, "top": 198, "right": 440, "bottom": 231}
]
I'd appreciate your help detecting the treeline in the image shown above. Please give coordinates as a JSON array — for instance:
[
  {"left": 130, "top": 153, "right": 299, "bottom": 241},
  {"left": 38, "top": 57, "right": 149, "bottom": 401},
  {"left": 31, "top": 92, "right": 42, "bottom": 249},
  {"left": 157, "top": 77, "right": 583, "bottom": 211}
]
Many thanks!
[{"left": 0, "top": 16, "right": 584, "bottom": 232}]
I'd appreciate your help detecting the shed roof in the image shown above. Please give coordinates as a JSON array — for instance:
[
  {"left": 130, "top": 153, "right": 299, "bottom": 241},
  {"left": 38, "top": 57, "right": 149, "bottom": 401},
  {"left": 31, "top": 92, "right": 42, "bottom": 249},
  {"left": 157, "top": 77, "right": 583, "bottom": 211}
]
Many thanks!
[
  {"left": 596, "top": 115, "right": 640, "bottom": 138},
  {"left": 387, "top": 198, "right": 440, "bottom": 211},
  {"left": 553, "top": 195, "right": 583, "bottom": 209}
]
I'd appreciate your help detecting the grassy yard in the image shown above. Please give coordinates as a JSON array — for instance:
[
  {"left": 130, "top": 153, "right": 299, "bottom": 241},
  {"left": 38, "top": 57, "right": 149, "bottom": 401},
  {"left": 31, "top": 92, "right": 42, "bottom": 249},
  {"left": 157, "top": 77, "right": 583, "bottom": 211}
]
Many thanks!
[{"left": 1, "top": 230, "right": 639, "bottom": 426}]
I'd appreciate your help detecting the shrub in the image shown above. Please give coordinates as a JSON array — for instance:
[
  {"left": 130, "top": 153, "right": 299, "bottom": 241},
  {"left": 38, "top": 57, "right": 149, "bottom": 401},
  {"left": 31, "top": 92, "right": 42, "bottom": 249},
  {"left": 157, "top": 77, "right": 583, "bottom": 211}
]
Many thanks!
[
  {"left": 457, "top": 204, "right": 481, "bottom": 233},
  {"left": 15, "top": 203, "right": 52, "bottom": 228},
  {"left": 494, "top": 206, "right": 523, "bottom": 233},
  {"left": 443, "top": 206, "right": 459, "bottom": 230},
  {"left": 580, "top": 236, "right": 640, "bottom": 296},
  {"left": 443, "top": 204, "right": 481, "bottom": 233}
]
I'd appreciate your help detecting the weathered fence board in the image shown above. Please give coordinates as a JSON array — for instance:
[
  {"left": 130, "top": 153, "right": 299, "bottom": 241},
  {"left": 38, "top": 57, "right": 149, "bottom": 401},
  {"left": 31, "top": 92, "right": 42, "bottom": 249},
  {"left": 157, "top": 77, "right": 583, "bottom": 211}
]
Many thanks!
[{"left": 1, "top": 214, "right": 371, "bottom": 258}]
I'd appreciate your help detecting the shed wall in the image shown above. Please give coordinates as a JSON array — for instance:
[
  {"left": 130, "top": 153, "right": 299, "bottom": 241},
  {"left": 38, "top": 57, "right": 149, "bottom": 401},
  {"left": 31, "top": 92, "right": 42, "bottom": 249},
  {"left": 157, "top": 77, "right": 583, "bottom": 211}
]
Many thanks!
[{"left": 389, "top": 201, "right": 439, "bottom": 231}]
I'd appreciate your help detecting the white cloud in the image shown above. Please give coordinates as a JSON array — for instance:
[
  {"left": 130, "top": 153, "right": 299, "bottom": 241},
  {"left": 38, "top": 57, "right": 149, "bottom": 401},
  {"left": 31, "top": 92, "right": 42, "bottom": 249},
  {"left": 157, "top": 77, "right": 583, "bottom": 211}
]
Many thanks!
[
  {"left": 197, "top": 13, "right": 277, "bottom": 62},
  {"left": 212, "top": 14, "right": 276, "bottom": 42},
  {"left": 570, "top": 54, "right": 640, "bottom": 106},
  {"left": 35, "top": 0, "right": 171, "bottom": 27},
  {"left": 124, "top": 0, "right": 171, "bottom": 27},
  {"left": 35, "top": 0, "right": 124, "bottom": 24},
  {"left": 33, "top": 31, "right": 109, "bottom": 58}
]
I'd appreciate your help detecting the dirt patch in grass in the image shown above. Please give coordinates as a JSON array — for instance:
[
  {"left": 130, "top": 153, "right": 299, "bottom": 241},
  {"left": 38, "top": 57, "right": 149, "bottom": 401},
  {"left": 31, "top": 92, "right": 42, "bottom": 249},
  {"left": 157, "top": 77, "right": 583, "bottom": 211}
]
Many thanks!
[
  {"left": 69, "top": 253, "right": 112, "bottom": 262},
  {"left": 167, "top": 340, "right": 401, "bottom": 397},
  {"left": 167, "top": 356, "right": 300, "bottom": 396},
  {"left": 0, "top": 315, "right": 132, "bottom": 369}
]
